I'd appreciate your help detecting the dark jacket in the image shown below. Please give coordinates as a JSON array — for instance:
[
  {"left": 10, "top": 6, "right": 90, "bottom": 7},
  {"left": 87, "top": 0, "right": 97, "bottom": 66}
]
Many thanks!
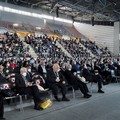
[
  {"left": 38, "top": 65, "right": 47, "bottom": 75},
  {"left": 64, "top": 70, "right": 78, "bottom": 86},
  {"left": 47, "top": 69, "right": 64, "bottom": 84},
  {"left": 3, "top": 66, "right": 13, "bottom": 76},
  {"left": 0, "top": 73, "right": 8, "bottom": 84},
  {"left": 15, "top": 73, "right": 33, "bottom": 89},
  {"left": 82, "top": 68, "right": 93, "bottom": 81}
]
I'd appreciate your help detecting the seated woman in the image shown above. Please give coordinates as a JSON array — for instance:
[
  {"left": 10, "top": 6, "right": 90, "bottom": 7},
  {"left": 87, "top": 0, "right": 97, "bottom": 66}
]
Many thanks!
[
  {"left": 32, "top": 72, "right": 49, "bottom": 92},
  {"left": 0, "top": 65, "right": 15, "bottom": 104}
]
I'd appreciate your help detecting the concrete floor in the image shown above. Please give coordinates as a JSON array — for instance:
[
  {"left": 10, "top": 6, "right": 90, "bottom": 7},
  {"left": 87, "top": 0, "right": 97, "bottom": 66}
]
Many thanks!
[{"left": 4, "top": 83, "right": 120, "bottom": 120}]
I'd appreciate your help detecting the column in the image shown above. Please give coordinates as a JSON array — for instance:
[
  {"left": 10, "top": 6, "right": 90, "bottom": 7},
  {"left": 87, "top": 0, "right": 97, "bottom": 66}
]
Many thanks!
[{"left": 113, "top": 22, "right": 120, "bottom": 55}]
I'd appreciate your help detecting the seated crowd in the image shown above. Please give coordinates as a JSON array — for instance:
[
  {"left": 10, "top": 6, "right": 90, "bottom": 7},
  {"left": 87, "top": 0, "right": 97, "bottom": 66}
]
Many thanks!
[
  {"left": 0, "top": 32, "right": 120, "bottom": 120},
  {"left": 79, "top": 39, "right": 112, "bottom": 57}
]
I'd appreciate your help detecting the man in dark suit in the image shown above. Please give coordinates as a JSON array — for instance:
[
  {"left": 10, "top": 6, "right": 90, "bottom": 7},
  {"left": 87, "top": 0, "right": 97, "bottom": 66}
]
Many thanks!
[
  {"left": 0, "top": 65, "right": 6, "bottom": 120},
  {"left": 15, "top": 67, "right": 43, "bottom": 110},
  {"left": 47, "top": 63, "right": 70, "bottom": 101},
  {"left": 26, "top": 65, "right": 33, "bottom": 81},
  {"left": 38, "top": 61, "right": 47, "bottom": 79},
  {"left": 64, "top": 64, "right": 91, "bottom": 98}
]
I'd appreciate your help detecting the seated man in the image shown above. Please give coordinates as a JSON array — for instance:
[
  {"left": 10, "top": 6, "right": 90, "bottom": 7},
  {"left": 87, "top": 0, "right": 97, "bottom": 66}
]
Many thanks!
[
  {"left": 82, "top": 65, "right": 104, "bottom": 93},
  {"left": 15, "top": 67, "right": 43, "bottom": 110},
  {"left": 47, "top": 63, "right": 70, "bottom": 101},
  {"left": 38, "top": 61, "right": 47, "bottom": 80},
  {"left": 64, "top": 64, "right": 91, "bottom": 98},
  {"left": 0, "top": 65, "right": 6, "bottom": 120}
]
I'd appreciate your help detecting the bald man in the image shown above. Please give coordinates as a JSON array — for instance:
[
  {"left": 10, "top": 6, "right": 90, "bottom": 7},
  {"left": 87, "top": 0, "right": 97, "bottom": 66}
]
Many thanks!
[{"left": 47, "top": 63, "right": 70, "bottom": 101}]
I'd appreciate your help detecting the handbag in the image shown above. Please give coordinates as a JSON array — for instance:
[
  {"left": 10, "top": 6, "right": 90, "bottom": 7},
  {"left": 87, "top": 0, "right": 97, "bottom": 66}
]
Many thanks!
[
  {"left": 38, "top": 99, "right": 53, "bottom": 109},
  {"left": 0, "top": 83, "right": 15, "bottom": 97},
  {"left": 1, "top": 89, "right": 15, "bottom": 97}
]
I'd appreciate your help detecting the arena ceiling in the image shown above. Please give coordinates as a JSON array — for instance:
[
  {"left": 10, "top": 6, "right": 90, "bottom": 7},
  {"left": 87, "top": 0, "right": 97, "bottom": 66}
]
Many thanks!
[{"left": 1, "top": 0, "right": 120, "bottom": 21}]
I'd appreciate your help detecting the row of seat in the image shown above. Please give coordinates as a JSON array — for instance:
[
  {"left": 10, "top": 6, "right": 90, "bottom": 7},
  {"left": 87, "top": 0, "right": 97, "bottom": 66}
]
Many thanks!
[{"left": 4, "top": 81, "right": 100, "bottom": 112}]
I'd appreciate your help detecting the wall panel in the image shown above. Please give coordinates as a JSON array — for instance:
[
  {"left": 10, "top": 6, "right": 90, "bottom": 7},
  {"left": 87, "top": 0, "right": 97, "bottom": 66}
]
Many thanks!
[{"left": 74, "top": 22, "right": 114, "bottom": 53}]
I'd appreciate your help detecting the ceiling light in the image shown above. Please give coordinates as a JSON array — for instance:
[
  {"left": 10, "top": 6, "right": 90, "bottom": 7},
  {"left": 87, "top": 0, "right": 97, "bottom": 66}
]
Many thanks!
[
  {"left": 0, "top": 6, "right": 3, "bottom": 10},
  {"left": 42, "top": 14, "right": 53, "bottom": 20},
  {"left": 54, "top": 17, "right": 73, "bottom": 24},
  {"left": 36, "top": 27, "right": 41, "bottom": 30},
  {"left": 13, "top": 23, "right": 19, "bottom": 27}
]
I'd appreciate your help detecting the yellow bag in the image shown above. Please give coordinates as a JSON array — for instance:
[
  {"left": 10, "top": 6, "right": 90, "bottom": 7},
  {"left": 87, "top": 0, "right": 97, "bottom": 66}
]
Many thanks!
[{"left": 38, "top": 99, "right": 53, "bottom": 109}]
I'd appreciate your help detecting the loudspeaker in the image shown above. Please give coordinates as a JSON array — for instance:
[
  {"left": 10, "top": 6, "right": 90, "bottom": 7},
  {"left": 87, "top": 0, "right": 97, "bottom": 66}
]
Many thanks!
[
  {"left": 56, "top": 7, "right": 59, "bottom": 17},
  {"left": 91, "top": 17, "right": 94, "bottom": 26}
]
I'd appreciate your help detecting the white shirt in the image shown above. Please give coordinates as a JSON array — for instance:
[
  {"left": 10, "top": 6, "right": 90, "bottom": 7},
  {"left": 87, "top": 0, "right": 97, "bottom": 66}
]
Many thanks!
[{"left": 41, "top": 66, "right": 47, "bottom": 73}]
